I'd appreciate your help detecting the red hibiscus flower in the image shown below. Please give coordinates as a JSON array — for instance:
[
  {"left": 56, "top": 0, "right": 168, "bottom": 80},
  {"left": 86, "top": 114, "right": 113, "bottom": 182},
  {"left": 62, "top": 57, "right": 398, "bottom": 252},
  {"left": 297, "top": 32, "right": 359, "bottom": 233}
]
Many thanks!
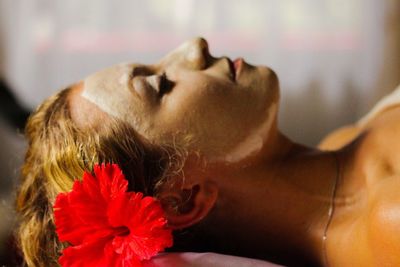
[{"left": 53, "top": 163, "right": 173, "bottom": 267}]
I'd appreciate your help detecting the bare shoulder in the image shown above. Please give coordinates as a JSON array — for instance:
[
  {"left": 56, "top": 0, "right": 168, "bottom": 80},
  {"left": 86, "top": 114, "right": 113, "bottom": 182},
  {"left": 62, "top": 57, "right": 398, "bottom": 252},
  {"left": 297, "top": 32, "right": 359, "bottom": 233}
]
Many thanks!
[
  {"left": 326, "top": 125, "right": 400, "bottom": 266},
  {"left": 366, "top": 175, "right": 400, "bottom": 265},
  {"left": 318, "top": 106, "right": 400, "bottom": 151},
  {"left": 328, "top": 175, "right": 400, "bottom": 267},
  {"left": 355, "top": 106, "right": 400, "bottom": 179},
  {"left": 326, "top": 109, "right": 400, "bottom": 266},
  {"left": 359, "top": 116, "right": 400, "bottom": 264},
  {"left": 318, "top": 125, "right": 362, "bottom": 150},
  {"left": 321, "top": 86, "right": 400, "bottom": 266},
  {"left": 320, "top": 84, "right": 400, "bottom": 151}
]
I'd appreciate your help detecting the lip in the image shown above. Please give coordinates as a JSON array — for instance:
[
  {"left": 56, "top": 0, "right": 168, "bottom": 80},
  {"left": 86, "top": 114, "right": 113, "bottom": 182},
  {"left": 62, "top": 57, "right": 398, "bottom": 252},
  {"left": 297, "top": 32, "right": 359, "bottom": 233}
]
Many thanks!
[
  {"left": 226, "top": 58, "right": 236, "bottom": 81},
  {"left": 233, "top": 58, "right": 243, "bottom": 80},
  {"left": 226, "top": 57, "right": 244, "bottom": 82}
]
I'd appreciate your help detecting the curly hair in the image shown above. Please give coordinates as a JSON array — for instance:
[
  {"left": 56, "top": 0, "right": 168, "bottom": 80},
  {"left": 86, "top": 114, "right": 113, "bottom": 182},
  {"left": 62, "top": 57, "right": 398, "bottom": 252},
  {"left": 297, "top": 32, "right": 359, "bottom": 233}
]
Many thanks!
[{"left": 15, "top": 87, "right": 185, "bottom": 266}]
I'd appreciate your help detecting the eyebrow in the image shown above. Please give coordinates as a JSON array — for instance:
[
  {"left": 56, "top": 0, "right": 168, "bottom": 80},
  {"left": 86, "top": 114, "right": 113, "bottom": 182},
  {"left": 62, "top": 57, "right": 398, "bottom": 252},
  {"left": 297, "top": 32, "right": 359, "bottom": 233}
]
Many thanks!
[
  {"left": 129, "top": 65, "right": 155, "bottom": 100},
  {"left": 131, "top": 66, "right": 153, "bottom": 79}
]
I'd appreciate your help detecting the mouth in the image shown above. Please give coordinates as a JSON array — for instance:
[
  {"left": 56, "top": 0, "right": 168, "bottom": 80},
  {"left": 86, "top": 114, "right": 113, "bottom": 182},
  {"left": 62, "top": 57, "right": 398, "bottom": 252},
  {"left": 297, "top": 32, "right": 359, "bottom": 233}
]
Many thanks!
[
  {"left": 233, "top": 58, "right": 243, "bottom": 79},
  {"left": 227, "top": 58, "right": 244, "bottom": 82}
]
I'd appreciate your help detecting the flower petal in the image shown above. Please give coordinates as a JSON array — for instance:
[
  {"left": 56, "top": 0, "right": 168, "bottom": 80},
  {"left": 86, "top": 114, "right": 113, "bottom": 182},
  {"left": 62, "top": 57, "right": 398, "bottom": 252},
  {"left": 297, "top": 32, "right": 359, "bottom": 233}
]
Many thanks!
[
  {"left": 59, "top": 238, "right": 113, "bottom": 267},
  {"left": 95, "top": 164, "right": 128, "bottom": 202},
  {"left": 107, "top": 192, "right": 173, "bottom": 261},
  {"left": 54, "top": 163, "right": 172, "bottom": 266},
  {"left": 54, "top": 178, "right": 109, "bottom": 245}
]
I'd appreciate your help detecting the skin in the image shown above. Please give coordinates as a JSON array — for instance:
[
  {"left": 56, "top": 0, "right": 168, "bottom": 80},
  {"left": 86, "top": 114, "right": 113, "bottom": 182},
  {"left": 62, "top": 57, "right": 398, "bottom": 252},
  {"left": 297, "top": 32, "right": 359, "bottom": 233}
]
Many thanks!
[
  {"left": 318, "top": 106, "right": 400, "bottom": 267},
  {"left": 81, "top": 38, "right": 279, "bottom": 163},
  {"left": 69, "top": 38, "right": 400, "bottom": 266}
]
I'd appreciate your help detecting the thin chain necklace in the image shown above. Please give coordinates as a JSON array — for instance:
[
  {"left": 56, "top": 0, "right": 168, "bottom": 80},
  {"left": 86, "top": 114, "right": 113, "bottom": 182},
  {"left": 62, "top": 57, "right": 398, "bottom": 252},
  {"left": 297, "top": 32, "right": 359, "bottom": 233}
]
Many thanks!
[{"left": 322, "top": 152, "right": 340, "bottom": 267}]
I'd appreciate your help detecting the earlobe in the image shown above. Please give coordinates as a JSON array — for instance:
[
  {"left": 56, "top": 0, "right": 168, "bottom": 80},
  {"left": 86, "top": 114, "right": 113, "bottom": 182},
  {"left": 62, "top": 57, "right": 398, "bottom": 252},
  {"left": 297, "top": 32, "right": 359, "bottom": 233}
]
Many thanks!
[{"left": 159, "top": 181, "right": 218, "bottom": 230}]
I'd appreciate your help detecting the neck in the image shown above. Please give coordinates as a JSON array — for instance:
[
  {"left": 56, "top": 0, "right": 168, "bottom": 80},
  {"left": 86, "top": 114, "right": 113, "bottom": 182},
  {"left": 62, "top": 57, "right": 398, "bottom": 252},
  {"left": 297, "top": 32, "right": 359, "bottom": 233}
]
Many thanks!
[{"left": 209, "top": 132, "right": 344, "bottom": 266}]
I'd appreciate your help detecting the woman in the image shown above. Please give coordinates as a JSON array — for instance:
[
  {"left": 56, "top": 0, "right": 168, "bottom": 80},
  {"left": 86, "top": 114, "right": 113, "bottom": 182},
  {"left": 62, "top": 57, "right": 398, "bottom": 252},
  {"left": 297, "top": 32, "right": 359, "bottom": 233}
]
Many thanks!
[{"left": 16, "top": 37, "right": 400, "bottom": 267}]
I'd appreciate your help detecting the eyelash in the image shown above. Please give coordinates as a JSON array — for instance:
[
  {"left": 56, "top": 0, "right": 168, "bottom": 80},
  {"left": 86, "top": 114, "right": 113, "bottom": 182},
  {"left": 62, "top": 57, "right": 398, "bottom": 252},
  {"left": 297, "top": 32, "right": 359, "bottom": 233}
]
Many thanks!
[{"left": 155, "top": 72, "right": 173, "bottom": 97}]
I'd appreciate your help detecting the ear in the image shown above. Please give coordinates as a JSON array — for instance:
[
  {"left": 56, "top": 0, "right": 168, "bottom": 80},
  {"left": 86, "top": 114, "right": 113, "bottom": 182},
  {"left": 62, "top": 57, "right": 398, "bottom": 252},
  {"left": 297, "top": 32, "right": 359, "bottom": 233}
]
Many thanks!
[{"left": 158, "top": 181, "right": 218, "bottom": 230}]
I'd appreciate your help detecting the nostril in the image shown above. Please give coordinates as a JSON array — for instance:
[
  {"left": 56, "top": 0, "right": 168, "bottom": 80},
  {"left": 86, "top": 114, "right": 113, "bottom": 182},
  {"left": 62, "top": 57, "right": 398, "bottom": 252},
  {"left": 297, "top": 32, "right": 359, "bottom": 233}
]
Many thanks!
[
  {"left": 201, "top": 44, "right": 211, "bottom": 64},
  {"left": 197, "top": 37, "right": 210, "bottom": 58},
  {"left": 197, "top": 37, "right": 208, "bottom": 50}
]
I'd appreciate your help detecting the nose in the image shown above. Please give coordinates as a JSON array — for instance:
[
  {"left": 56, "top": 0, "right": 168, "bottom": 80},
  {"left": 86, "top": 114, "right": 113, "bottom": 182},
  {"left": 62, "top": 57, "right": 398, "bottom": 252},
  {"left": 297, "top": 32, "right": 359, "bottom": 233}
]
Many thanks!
[
  {"left": 184, "top": 37, "right": 210, "bottom": 69},
  {"left": 161, "top": 37, "right": 211, "bottom": 70}
]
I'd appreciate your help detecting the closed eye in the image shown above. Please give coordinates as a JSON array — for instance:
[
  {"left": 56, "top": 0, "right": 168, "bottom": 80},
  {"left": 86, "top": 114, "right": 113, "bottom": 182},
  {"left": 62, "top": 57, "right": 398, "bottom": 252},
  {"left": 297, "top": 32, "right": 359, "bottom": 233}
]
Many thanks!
[
  {"left": 158, "top": 72, "right": 174, "bottom": 97},
  {"left": 147, "top": 73, "right": 174, "bottom": 97}
]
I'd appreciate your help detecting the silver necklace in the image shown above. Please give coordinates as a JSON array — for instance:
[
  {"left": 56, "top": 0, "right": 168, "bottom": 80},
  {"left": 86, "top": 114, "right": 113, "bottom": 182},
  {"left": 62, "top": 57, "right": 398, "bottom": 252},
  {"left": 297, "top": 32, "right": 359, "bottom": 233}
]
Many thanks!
[{"left": 322, "top": 152, "right": 340, "bottom": 267}]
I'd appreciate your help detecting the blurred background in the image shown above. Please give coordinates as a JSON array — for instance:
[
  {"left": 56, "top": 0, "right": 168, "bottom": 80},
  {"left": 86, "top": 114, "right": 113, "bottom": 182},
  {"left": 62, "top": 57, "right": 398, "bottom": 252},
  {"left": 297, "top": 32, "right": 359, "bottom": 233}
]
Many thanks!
[{"left": 0, "top": 0, "right": 399, "bottom": 265}]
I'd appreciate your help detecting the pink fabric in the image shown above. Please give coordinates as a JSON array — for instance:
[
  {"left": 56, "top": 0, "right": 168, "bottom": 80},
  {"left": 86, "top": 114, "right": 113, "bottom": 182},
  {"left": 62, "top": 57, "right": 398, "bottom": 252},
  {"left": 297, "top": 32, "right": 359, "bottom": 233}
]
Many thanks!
[{"left": 143, "top": 252, "right": 284, "bottom": 267}]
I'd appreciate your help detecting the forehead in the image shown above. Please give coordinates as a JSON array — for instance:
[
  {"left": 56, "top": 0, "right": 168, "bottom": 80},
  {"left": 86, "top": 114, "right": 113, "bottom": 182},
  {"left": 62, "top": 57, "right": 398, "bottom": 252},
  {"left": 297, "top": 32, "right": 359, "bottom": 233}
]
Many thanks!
[
  {"left": 81, "top": 63, "right": 144, "bottom": 125},
  {"left": 69, "top": 82, "right": 112, "bottom": 129}
]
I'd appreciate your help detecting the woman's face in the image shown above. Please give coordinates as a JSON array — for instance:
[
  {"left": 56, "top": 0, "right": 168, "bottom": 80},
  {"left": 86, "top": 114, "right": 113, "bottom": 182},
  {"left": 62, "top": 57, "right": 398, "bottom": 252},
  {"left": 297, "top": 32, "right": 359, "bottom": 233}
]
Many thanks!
[{"left": 78, "top": 38, "right": 279, "bottom": 163}]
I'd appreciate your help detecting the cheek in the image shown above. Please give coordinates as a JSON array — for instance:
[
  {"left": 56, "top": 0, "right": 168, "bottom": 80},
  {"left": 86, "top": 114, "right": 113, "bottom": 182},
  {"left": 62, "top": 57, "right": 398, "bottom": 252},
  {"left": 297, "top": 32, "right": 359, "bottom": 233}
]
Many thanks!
[
  {"left": 149, "top": 73, "right": 279, "bottom": 160},
  {"left": 158, "top": 84, "right": 213, "bottom": 131},
  {"left": 254, "top": 66, "right": 280, "bottom": 102},
  {"left": 161, "top": 75, "right": 222, "bottom": 114},
  {"left": 159, "top": 86, "right": 250, "bottom": 145},
  {"left": 153, "top": 81, "right": 230, "bottom": 143}
]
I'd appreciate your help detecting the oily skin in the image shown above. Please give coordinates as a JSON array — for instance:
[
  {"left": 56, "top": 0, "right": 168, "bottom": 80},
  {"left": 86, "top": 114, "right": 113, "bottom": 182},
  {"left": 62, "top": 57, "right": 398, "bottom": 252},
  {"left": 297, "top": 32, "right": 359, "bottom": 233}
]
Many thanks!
[
  {"left": 68, "top": 38, "right": 400, "bottom": 266},
  {"left": 195, "top": 96, "right": 400, "bottom": 267},
  {"left": 317, "top": 107, "right": 400, "bottom": 267},
  {"left": 81, "top": 38, "right": 279, "bottom": 163}
]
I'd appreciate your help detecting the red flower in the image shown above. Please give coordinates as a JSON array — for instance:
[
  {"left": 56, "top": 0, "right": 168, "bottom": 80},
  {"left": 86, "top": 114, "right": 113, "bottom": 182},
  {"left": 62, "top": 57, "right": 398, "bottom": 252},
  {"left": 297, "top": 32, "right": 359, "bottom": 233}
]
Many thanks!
[{"left": 53, "top": 163, "right": 173, "bottom": 267}]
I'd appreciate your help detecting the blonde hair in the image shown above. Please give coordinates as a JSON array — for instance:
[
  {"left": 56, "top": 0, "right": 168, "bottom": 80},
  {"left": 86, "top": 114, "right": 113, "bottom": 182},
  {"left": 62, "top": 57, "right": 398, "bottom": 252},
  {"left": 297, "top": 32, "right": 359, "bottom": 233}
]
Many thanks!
[{"left": 16, "top": 88, "right": 184, "bottom": 266}]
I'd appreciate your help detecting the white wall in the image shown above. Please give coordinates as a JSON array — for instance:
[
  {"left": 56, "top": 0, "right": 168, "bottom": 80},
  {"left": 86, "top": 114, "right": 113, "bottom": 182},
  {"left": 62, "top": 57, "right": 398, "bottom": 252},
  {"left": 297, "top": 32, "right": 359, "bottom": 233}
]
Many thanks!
[{"left": 0, "top": 0, "right": 394, "bottom": 145}]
